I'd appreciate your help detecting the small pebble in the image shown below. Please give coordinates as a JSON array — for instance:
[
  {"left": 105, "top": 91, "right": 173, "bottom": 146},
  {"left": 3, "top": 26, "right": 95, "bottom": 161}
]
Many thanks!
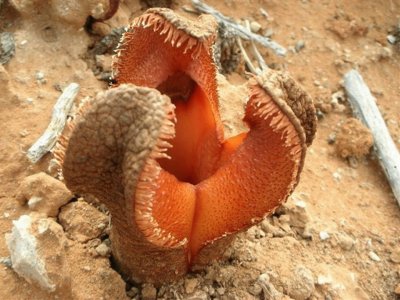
[
  {"left": 247, "top": 283, "right": 262, "bottom": 296},
  {"left": 317, "top": 274, "right": 332, "bottom": 285},
  {"left": 95, "top": 243, "right": 110, "bottom": 257},
  {"left": 19, "top": 130, "right": 29, "bottom": 137},
  {"left": 395, "top": 283, "right": 400, "bottom": 295},
  {"left": 287, "top": 266, "right": 315, "bottom": 300},
  {"left": 216, "top": 287, "right": 225, "bottom": 295},
  {"left": 332, "top": 172, "right": 342, "bottom": 182},
  {"left": 368, "top": 251, "right": 381, "bottom": 262},
  {"left": 35, "top": 71, "right": 46, "bottom": 84},
  {"left": 83, "top": 266, "right": 91, "bottom": 271},
  {"left": 294, "top": 200, "right": 307, "bottom": 208},
  {"left": 295, "top": 40, "right": 305, "bottom": 52},
  {"left": 264, "top": 28, "right": 274, "bottom": 37},
  {"left": 0, "top": 256, "right": 12, "bottom": 268},
  {"left": 141, "top": 284, "right": 157, "bottom": 300},
  {"left": 387, "top": 34, "right": 397, "bottom": 44},
  {"left": 185, "top": 291, "right": 208, "bottom": 300},
  {"left": 337, "top": 233, "right": 355, "bottom": 250},
  {"left": 25, "top": 97, "right": 34, "bottom": 104},
  {"left": 250, "top": 21, "right": 262, "bottom": 33},
  {"left": 327, "top": 133, "right": 336, "bottom": 144},
  {"left": 319, "top": 231, "right": 330, "bottom": 241},
  {"left": 127, "top": 287, "right": 139, "bottom": 298},
  {"left": 184, "top": 278, "right": 199, "bottom": 294},
  {"left": 390, "top": 250, "right": 400, "bottom": 263}
]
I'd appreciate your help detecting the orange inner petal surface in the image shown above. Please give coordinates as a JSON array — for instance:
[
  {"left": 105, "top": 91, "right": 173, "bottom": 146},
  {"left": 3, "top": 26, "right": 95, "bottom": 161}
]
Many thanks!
[{"left": 115, "top": 17, "right": 302, "bottom": 264}]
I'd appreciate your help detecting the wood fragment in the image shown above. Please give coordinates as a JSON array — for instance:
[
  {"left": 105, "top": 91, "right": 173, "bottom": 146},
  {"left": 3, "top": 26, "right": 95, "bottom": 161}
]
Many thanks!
[
  {"left": 244, "top": 20, "right": 268, "bottom": 72},
  {"left": 259, "top": 8, "right": 270, "bottom": 19},
  {"left": 191, "top": 0, "right": 287, "bottom": 56},
  {"left": 236, "top": 36, "right": 258, "bottom": 75},
  {"left": 344, "top": 70, "right": 400, "bottom": 205},
  {"left": 27, "top": 83, "right": 80, "bottom": 163}
]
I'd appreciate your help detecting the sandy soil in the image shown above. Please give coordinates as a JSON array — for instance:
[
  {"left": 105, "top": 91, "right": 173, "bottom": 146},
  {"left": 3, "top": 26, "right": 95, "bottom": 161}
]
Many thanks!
[{"left": 0, "top": 0, "right": 399, "bottom": 299}]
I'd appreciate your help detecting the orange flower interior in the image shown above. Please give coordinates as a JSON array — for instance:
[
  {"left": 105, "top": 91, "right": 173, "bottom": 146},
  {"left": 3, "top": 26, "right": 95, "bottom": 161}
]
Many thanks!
[{"left": 114, "top": 12, "right": 303, "bottom": 262}]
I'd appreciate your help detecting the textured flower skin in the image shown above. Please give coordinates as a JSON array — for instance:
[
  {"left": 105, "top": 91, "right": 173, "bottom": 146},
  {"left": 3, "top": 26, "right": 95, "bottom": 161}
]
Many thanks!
[{"left": 57, "top": 8, "right": 316, "bottom": 284}]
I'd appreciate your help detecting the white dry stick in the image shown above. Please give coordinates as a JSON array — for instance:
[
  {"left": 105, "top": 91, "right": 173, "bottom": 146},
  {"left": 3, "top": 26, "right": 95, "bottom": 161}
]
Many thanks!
[
  {"left": 244, "top": 20, "right": 269, "bottom": 72},
  {"left": 236, "top": 36, "right": 258, "bottom": 75},
  {"left": 191, "top": 0, "right": 287, "bottom": 56},
  {"left": 344, "top": 70, "right": 400, "bottom": 205},
  {"left": 27, "top": 83, "right": 80, "bottom": 163}
]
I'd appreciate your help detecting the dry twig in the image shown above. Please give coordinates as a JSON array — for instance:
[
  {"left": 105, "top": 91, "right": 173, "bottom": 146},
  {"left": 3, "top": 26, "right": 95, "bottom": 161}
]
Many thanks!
[
  {"left": 344, "top": 70, "right": 400, "bottom": 205},
  {"left": 190, "top": 0, "right": 286, "bottom": 56},
  {"left": 27, "top": 83, "right": 80, "bottom": 163}
]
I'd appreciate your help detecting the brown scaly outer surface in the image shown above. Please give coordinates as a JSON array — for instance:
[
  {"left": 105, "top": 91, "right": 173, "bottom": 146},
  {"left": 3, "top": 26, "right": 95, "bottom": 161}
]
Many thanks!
[
  {"left": 254, "top": 70, "right": 317, "bottom": 146},
  {"left": 61, "top": 84, "right": 189, "bottom": 283}
]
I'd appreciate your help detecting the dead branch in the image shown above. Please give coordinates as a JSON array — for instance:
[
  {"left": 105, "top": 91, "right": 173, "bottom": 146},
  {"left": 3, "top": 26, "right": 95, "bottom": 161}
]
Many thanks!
[
  {"left": 344, "top": 70, "right": 400, "bottom": 206},
  {"left": 27, "top": 83, "right": 80, "bottom": 163},
  {"left": 190, "top": 0, "right": 287, "bottom": 56}
]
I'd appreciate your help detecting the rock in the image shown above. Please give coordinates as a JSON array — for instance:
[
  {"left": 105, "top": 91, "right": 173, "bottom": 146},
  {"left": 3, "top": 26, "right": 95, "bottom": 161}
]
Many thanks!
[
  {"left": 5, "top": 214, "right": 70, "bottom": 293},
  {"left": 16, "top": 172, "right": 73, "bottom": 217},
  {"left": 0, "top": 256, "right": 12, "bottom": 268},
  {"left": 216, "top": 287, "right": 225, "bottom": 295},
  {"left": 141, "top": 283, "right": 157, "bottom": 300},
  {"left": 317, "top": 274, "right": 332, "bottom": 285},
  {"left": 9, "top": 0, "right": 112, "bottom": 27},
  {"left": 95, "top": 242, "right": 110, "bottom": 257},
  {"left": 336, "top": 233, "right": 355, "bottom": 250},
  {"left": 285, "top": 266, "right": 315, "bottom": 300},
  {"left": 185, "top": 278, "right": 199, "bottom": 294},
  {"left": 283, "top": 200, "right": 310, "bottom": 230},
  {"left": 295, "top": 40, "right": 305, "bottom": 52},
  {"left": 390, "top": 249, "right": 400, "bottom": 263},
  {"left": 335, "top": 118, "right": 373, "bottom": 159},
  {"left": 395, "top": 283, "right": 400, "bottom": 295},
  {"left": 250, "top": 21, "right": 262, "bottom": 33},
  {"left": 0, "top": 32, "right": 15, "bottom": 65},
  {"left": 35, "top": 71, "right": 46, "bottom": 84},
  {"left": 319, "top": 231, "right": 330, "bottom": 241},
  {"left": 368, "top": 251, "right": 381, "bottom": 262},
  {"left": 264, "top": 28, "right": 274, "bottom": 37},
  {"left": 258, "top": 273, "right": 284, "bottom": 300},
  {"left": 127, "top": 287, "right": 139, "bottom": 298},
  {"left": 327, "top": 133, "right": 336, "bottom": 144},
  {"left": 247, "top": 283, "right": 262, "bottom": 296},
  {"left": 247, "top": 226, "right": 265, "bottom": 239},
  {"left": 261, "top": 219, "right": 286, "bottom": 237},
  {"left": 185, "top": 291, "right": 208, "bottom": 300},
  {"left": 387, "top": 34, "right": 397, "bottom": 44},
  {"left": 58, "top": 200, "right": 108, "bottom": 242}
]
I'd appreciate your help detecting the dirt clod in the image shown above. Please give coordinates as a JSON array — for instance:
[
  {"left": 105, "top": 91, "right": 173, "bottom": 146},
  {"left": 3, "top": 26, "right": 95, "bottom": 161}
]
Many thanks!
[
  {"left": 286, "top": 266, "right": 315, "bottom": 300},
  {"left": 185, "top": 278, "right": 199, "bottom": 294},
  {"left": 58, "top": 200, "right": 108, "bottom": 242},
  {"left": 16, "top": 172, "right": 72, "bottom": 217},
  {"left": 335, "top": 118, "right": 374, "bottom": 159}
]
